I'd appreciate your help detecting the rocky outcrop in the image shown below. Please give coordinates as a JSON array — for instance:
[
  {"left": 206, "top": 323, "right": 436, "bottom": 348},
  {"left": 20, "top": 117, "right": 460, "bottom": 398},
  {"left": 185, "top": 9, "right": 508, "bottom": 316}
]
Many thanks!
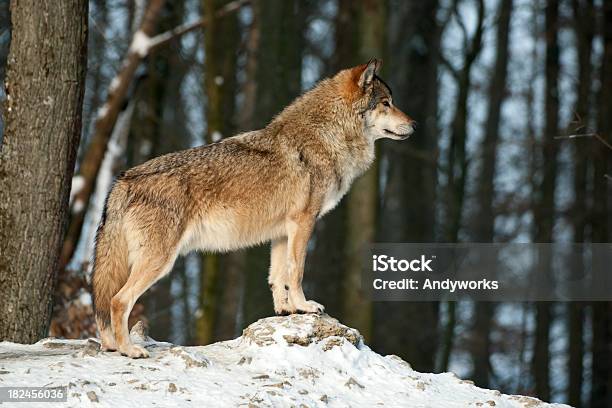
[{"left": 0, "top": 314, "right": 570, "bottom": 407}]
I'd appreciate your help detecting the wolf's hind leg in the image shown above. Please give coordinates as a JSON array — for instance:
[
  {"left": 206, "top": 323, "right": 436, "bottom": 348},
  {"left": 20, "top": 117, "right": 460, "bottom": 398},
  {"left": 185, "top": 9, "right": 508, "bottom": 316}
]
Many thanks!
[
  {"left": 111, "top": 250, "right": 177, "bottom": 358},
  {"left": 285, "top": 213, "right": 324, "bottom": 314},
  {"left": 269, "top": 238, "right": 296, "bottom": 315},
  {"left": 99, "top": 325, "right": 118, "bottom": 351}
]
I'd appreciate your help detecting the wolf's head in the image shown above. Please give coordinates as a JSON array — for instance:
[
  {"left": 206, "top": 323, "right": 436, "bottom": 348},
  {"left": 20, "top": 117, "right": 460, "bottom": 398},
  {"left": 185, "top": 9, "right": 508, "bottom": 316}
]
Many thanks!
[{"left": 341, "top": 59, "right": 415, "bottom": 141}]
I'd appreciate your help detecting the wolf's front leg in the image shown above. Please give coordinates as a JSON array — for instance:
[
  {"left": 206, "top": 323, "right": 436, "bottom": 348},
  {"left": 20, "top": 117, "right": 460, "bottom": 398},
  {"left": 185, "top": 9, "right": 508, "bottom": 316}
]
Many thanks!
[
  {"left": 269, "top": 238, "right": 296, "bottom": 315},
  {"left": 285, "top": 213, "right": 325, "bottom": 314}
]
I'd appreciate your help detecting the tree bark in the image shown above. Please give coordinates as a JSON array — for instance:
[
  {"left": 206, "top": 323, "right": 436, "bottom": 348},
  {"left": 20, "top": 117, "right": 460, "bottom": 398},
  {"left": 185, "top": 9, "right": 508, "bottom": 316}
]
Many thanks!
[
  {"left": 306, "top": 0, "right": 357, "bottom": 323},
  {"left": 568, "top": 1, "right": 594, "bottom": 405},
  {"left": 440, "top": 0, "right": 485, "bottom": 375},
  {"left": 374, "top": 0, "right": 442, "bottom": 372},
  {"left": 590, "top": 2, "right": 612, "bottom": 407},
  {"left": 532, "top": 0, "right": 560, "bottom": 401},
  {"left": 0, "top": 0, "right": 88, "bottom": 342},
  {"left": 471, "top": 0, "right": 513, "bottom": 389},
  {"left": 133, "top": 0, "right": 190, "bottom": 343},
  {"left": 240, "top": 0, "right": 312, "bottom": 330},
  {"left": 342, "top": 0, "right": 387, "bottom": 342},
  {"left": 197, "top": 0, "right": 244, "bottom": 343}
]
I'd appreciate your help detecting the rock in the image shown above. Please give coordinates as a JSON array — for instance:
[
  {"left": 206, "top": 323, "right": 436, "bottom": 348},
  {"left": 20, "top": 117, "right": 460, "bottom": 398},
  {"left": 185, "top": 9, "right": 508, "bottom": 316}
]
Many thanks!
[
  {"left": 87, "top": 391, "right": 99, "bottom": 402},
  {"left": 344, "top": 377, "right": 365, "bottom": 389},
  {"left": 129, "top": 321, "right": 154, "bottom": 343},
  {"left": 241, "top": 314, "right": 362, "bottom": 348},
  {"left": 165, "top": 346, "right": 209, "bottom": 368}
]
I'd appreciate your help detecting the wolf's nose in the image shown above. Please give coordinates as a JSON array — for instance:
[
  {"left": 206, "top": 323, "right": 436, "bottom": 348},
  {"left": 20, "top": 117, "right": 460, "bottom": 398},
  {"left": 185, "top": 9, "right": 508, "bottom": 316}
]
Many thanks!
[{"left": 397, "top": 124, "right": 415, "bottom": 135}]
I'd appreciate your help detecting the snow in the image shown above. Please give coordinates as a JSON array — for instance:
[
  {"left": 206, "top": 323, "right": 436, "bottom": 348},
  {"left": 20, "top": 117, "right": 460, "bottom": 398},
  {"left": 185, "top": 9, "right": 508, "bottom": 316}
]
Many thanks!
[
  {"left": 96, "top": 103, "right": 109, "bottom": 119},
  {"left": 211, "top": 130, "right": 223, "bottom": 142},
  {"left": 129, "top": 30, "right": 152, "bottom": 58},
  {"left": 72, "top": 199, "right": 85, "bottom": 214},
  {"left": 0, "top": 315, "right": 569, "bottom": 408},
  {"left": 69, "top": 176, "right": 85, "bottom": 204},
  {"left": 108, "top": 77, "right": 120, "bottom": 93},
  {"left": 78, "top": 291, "right": 92, "bottom": 307}
]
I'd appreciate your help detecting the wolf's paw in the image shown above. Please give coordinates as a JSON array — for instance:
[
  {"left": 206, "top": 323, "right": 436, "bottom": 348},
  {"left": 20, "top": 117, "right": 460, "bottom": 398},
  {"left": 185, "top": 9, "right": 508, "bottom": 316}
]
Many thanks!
[
  {"left": 120, "top": 344, "right": 149, "bottom": 359},
  {"left": 275, "top": 309, "right": 293, "bottom": 316},
  {"left": 274, "top": 303, "right": 296, "bottom": 316},
  {"left": 295, "top": 300, "right": 325, "bottom": 314},
  {"left": 100, "top": 338, "right": 117, "bottom": 352}
]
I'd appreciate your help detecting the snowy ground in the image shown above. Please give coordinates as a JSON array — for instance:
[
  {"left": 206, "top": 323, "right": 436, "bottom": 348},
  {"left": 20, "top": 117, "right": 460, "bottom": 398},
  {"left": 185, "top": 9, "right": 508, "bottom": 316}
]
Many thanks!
[{"left": 0, "top": 314, "right": 570, "bottom": 408}]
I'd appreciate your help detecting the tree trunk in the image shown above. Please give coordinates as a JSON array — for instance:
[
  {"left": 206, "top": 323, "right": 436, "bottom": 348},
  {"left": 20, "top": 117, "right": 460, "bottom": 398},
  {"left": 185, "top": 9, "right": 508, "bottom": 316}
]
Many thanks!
[
  {"left": 197, "top": 0, "right": 243, "bottom": 343},
  {"left": 374, "top": 0, "right": 442, "bottom": 372},
  {"left": 341, "top": 0, "right": 386, "bottom": 343},
  {"left": 306, "top": 0, "right": 357, "bottom": 324},
  {"left": 125, "top": 0, "right": 190, "bottom": 343},
  {"left": 440, "top": 0, "right": 484, "bottom": 375},
  {"left": 471, "top": 0, "right": 513, "bottom": 389},
  {"left": 532, "top": 0, "right": 560, "bottom": 401},
  {"left": 240, "top": 0, "right": 312, "bottom": 329},
  {"left": 568, "top": 1, "right": 594, "bottom": 405},
  {"left": 590, "top": 2, "right": 612, "bottom": 407},
  {"left": 0, "top": 0, "right": 88, "bottom": 342}
]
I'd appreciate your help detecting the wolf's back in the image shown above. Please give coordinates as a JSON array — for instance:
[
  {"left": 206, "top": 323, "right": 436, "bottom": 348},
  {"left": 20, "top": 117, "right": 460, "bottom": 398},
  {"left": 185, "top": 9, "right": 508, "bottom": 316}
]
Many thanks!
[{"left": 91, "top": 182, "right": 130, "bottom": 330}]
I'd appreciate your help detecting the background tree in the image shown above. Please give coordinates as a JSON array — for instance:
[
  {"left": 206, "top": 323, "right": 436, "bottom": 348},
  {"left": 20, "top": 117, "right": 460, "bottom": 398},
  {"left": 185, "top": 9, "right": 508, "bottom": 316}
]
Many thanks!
[
  {"left": 470, "top": 0, "right": 513, "bottom": 389},
  {"left": 590, "top": 2, "right": 612, "bottom": 407},
  {"left": 568, "top": 0, "right": 594, "bottom": 405},
  {"left": 0, "top": 0, "right": 88, "bottom": 342},
  {"left": 532, "top": 0, "right": 560, "bottom": 400},
  {"left": 342, "top": 0, "right": 387, "bottom": 341},
  {"left": 134, "top": 0, "right": 191, "bottom": 343},
  {"left": 241, "top": 0, "right": 314, "bottom": 327},
  {"left": 374, "top": 0, "right": 443, "bottom": 373},
  {"left": 197, "top": 0, "right": 241, "bottom": 345}
]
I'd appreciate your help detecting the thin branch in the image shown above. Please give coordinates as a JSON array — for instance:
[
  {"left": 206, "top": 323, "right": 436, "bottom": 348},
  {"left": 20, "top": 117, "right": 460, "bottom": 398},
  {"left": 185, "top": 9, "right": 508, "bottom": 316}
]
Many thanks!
[
  {"left": 149, "top": 0, "right": 249, "bottom": 51},
  {"left": 439, "top": 53, "right": 460, "bottom": 81},
  {"left": 452, "top": 0, "right": 469, "bottom": 52},
  {"left": 555, "top": 133, "right": 612, "bottom": 151}
]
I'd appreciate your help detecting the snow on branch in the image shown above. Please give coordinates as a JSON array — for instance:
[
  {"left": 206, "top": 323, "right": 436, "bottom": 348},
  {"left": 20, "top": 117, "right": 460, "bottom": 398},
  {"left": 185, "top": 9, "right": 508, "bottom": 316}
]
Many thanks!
[{"left": 129, "top": 30, "right": 153, "bottom": 58}]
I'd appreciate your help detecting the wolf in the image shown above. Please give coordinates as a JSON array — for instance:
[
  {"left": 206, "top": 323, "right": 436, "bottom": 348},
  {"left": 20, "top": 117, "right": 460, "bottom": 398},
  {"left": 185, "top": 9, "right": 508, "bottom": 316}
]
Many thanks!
[{"left": 92, "top": 59, "right": 414, "bottom": 358}]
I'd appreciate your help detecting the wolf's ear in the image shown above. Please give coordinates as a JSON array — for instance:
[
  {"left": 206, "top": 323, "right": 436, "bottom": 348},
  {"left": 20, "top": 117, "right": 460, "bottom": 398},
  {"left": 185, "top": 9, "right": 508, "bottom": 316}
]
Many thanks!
[{"left": 357, "top": 58, "right": 382, "bottom": 89}]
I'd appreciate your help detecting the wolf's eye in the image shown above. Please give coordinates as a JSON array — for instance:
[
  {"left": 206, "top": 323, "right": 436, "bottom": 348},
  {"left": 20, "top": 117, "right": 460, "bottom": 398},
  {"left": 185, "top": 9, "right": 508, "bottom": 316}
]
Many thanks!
[{"left": 382, "top": 101, "right": 390, "bottom": 107}]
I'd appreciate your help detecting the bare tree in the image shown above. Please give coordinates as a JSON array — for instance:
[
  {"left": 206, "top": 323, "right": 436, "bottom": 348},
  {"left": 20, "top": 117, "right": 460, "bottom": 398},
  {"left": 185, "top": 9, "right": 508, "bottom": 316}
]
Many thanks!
[
  {"left": 197, "top": 0, "right": 241, "bottom": 345},
  {"left": 590, "top": 2, "right": 612, "bottom": 407},
  {"left": 439, "top": 0, "right": 485, "bottom": 373},
  {"left": 532, "top": 0, "right": 560, "bottom": 401},
  {"left": 471, "top": 0, "right": 513, "bottom": 389},
  {"left": 567, "top": 0, "right": 594, "bottom": 405},
  {"left": 0, "top": 0, "right": 88, "bottom": 342},
  {"left": 376, "top": 0, "right": 443, "bottom": 373},
  {"left": 343, "top": 0, "right": 387, "bottom": 341}
]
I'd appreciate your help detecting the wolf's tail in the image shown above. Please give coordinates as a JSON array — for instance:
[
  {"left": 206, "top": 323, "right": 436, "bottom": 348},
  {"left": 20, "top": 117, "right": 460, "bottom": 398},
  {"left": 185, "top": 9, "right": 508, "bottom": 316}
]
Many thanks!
[{"left": 91, "top": 182, "right": 130, "bottom": 331}]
